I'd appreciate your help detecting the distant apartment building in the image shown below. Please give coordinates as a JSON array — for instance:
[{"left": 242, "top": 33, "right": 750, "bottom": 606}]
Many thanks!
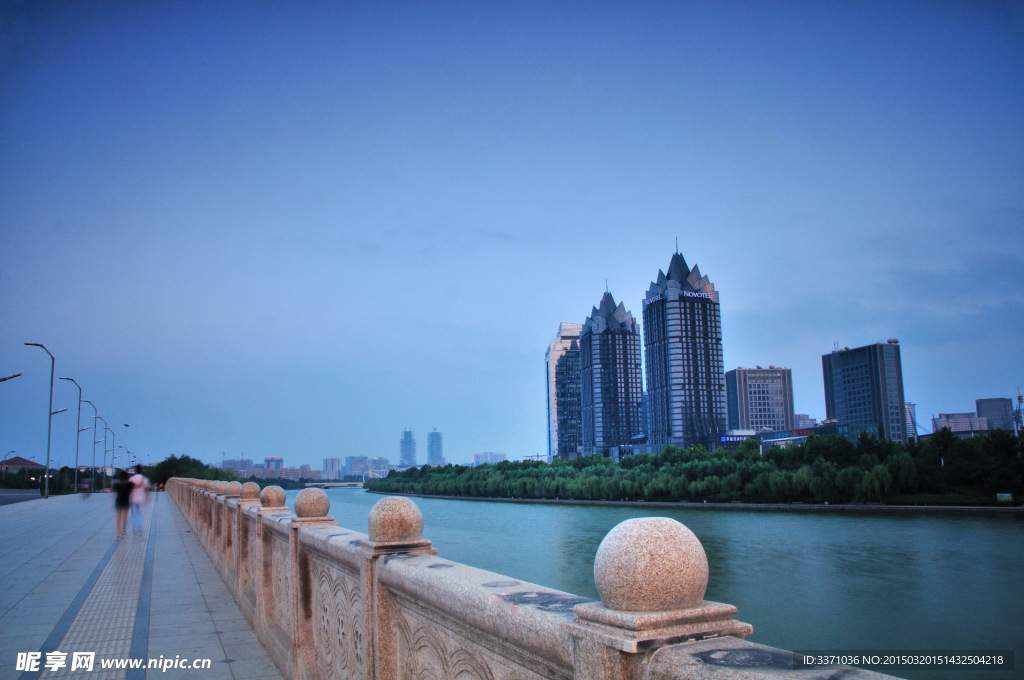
[
  {"left": 545, "top": 322, "right": 583, "bottom": 460},
  {"left": 256, "top": 467, "right": 318, "bottom": 481},
  {"left": 265, "top": 457, "right": 284, "bottom": 470},
  {"left": 400, "top": 429, "right": 416, "bottom": 467},
  {"left": 725, "top": 366, "right": 795, "bottom": 432},
  {"left": 822, "top": 340, "right": 907, "bottom": 443},
  {"left": 932, "top": 412, "right": 988, "bottom": 433},
  {"left": 427, "top": 429, "right": 446, "bottom": 466},
  {"left": 976, "top": 398, "right": 1014, "bottom": 431},
  {"left": 580, "top": 292, "right": 644, "bottom": 457},
  {"left": 643, "top": 251, "right": 727, "bottom": 451},
  {"left": 222, "top": 458, "right": 252, "bottom": 473},
  {"left": 322, "top": 457, "right": 343, "bottom": 481},
  {"left": 793, "top": 414, "right": 817, "bottom": 429},
  {"left": 473, "top": 452, "right": 506, "bottom": 466}
]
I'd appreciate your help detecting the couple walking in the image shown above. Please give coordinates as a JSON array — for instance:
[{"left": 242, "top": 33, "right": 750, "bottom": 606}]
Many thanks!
[{"left": 113, "top": 464, "right": 151, "bottom": 537}]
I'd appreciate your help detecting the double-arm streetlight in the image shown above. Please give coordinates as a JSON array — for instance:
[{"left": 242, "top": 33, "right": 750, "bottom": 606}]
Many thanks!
[
  {"left": 25, "top": 343, "right": 56, "bottom": 498},
  {"left": 2, "top": 451, "right": 14, "bottom": 479},
  {"left": 59, "top": 377, "right": 87, "bottom": 493},
  {"left": 82, "top": 400, "right": 98, "bottom": 489}
]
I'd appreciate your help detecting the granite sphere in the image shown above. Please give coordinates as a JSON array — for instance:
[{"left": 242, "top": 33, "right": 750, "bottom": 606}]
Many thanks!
[
  {"left": 225, "top": 481, "right": 242, "bottom": 497},
  {"left": 368, "top": 497, "right": 423, "bottom": 542},
  {"left": 240, "top": 482, "right": 261, "bottom": 500},
  {"left": 260, "top": 485, "right": 287, "bottom": 508},
  {"left": 294, "top": 488, "right": 330, "bottom": 518},
  {"left": 594, "top": 517, "right": 708, "bottom": 612}
]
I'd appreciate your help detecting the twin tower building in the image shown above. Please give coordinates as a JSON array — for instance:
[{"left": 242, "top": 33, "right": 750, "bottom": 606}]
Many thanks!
[{"left": 546, "top": 251, "right": 725, "bottom": 460}]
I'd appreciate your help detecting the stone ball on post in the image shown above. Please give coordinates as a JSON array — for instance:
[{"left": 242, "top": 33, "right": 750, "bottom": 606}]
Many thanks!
[
  {"left": 259, "top": 485, "right": 287, "bottom": 508},
  {"left": 594, "top": 517, "right": 708, "bottom": 612},
  {"left": 240, "top": 482, "right": 261, "bottom": 500},
  {"left": 294, "top": 488, "right": 330, "bottom": 518},
  {"left": 225, "top": 481, "right": 242, "bottom": 497},
  {"left": 368, "top": 496, "right": 423, "bottom": 542},
  {"left": 216, "top": 481, "right": 228, "bottom": 495}
]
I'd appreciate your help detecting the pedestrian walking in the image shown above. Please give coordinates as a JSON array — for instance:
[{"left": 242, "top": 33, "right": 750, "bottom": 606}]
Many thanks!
[
  {"left": 113, "top": 470, "right": 133, "bottom": 538},
  {"left": 128, "top": 464, "right": 151, "bottom": 534}
]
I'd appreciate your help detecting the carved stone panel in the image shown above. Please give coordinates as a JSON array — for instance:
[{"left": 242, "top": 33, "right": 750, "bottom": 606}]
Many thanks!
[
  {"left": 272, "top": 534, "right": 293, "bottom": 638},
  {"left": 310, "top": 556, "right": 365, "bottom": 680},
  {"left": 395, "top": 599, "right": 567, "bottom": 680}
]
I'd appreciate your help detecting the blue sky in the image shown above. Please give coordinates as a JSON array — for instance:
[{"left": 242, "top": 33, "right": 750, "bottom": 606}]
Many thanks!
[{"left": 2, "top": 1, "right": 1022, "bottom": 469}]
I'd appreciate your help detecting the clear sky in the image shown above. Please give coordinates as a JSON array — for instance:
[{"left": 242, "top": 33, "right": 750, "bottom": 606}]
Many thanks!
[{"left": 2, "top": 1, "right": 1022, "bottom": 470}]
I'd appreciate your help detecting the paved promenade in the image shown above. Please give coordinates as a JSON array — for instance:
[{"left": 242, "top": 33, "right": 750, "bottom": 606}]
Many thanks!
[{"left": 0, "top": 492, "right": 283, "bottom": 680}]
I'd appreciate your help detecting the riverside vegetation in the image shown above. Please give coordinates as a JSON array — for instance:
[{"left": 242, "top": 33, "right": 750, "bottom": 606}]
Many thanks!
[{"left": 365, "top": 429, "right": 1024, "bottom": 506}]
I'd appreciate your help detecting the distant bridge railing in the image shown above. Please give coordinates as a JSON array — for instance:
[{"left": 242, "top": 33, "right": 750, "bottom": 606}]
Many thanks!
[{"left": 166, "top": 477, "right": 897, "bottom": 680}]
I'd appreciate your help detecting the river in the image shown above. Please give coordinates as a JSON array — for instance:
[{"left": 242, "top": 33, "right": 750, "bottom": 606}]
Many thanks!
[{"left": 285, "top": 488, "right": 1023, "bottom": 680}]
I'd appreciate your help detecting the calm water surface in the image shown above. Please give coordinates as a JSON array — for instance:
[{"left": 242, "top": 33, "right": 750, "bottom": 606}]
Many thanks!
[{"left": 286, "top": 489, "right": 1023, "bottom": 680}]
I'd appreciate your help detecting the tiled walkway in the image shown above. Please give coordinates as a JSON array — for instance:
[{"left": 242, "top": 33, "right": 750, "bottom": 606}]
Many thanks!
[{"left": 0, "top": 493, "right": 282, "bottom": 680}]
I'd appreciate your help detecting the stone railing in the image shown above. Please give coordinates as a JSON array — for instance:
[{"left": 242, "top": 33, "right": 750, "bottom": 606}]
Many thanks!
[{"left": 167, "top": 478, "right": 897, "bottom": 680}]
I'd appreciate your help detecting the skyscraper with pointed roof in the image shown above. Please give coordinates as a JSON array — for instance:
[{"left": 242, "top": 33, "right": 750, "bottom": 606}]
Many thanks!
[
  {"left": 580, "top": 292, "right": 644, "bottom": 457},
  {"left": 642, "top": 251, "right": 726, "bottom": 451}
]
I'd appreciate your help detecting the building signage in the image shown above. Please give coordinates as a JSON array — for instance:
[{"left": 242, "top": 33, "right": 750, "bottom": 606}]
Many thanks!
[
  {"left": 642, "top": 294, "right": 662, "bottom": 309},
  {"left": 683, "top": 290, "right": 712, "bottom": 299}
]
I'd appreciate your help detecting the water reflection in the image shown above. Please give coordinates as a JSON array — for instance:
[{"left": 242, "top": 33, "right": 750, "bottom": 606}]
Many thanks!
[{"left": 286, "top": 490, "right": 1024, "bottom": 680}]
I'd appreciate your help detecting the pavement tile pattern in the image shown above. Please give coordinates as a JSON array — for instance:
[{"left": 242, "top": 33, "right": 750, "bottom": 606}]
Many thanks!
[{"left": 0, "top": 492, "right": 283, "bottom": 680}]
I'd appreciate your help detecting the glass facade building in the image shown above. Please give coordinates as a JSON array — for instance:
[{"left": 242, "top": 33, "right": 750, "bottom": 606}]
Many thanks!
[
  {"left": 822, "top": 340, "right": 907, "bottom": 443},
  {"left": 427, "top": 429, "right": 445, "bottom": 466},
  {"left": 399, "top": 429, "right": 416, "bottom": 467},
  {"left": 580, "top": 292, "right": 644, "bottom": 456},
  {"left": 545, "top": 322, "right": 583, "bottom": 460},
  {"left": 642, "top": 252, "right": 726, "bottom": 451}
]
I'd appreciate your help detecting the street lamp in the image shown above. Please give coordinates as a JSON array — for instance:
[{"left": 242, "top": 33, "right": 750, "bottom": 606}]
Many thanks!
[
  {"left": 96, "top": 416, "right": 107, "bottom": 491},
  {"left": 123, "top": 423, "right": 130, "bottom": 468},
  {"left": 2, "top": 451, "right": 14, "bottom": 479},
  {"left": 25, "top": 343, "right": 56, "bottom": 498},
  {"left": 82, "top": 400, "right": 98, "bottom": 490},
  {"left": 59, "top": 377, "right": 84, "bottom": 493},
  {"left": 1, "top": 373, "right": 22, "bottom": 382}
]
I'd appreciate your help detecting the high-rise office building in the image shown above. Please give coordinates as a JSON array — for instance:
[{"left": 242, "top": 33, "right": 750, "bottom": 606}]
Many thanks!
[
  {"left": 726, "top": 366, "right": 795, "bottom": 432},
  {"left": 976, "top": 398, "right": 1013, "bottom": 431},
  {"left": 642, "top": 252, "right": 727, "bottom": 451},
  {"left": 822, "top": 340, "right": 907, "bottom": 443},
  {"left": 580, "top": 292, "right": 644, "bottom": 456},
  {"left": 545, "top": 322, "right": 583, "bottom": 460},
  {"left": 400, "top": 429, "right": 416, "bottom": 467},
  {"left": 427, "top": 429, "right": 446, "bottom": 466},
  {"left": 904, "top": 403, "right": 918, "bottom": 440},
  {"left": 265, "top": 457, "right": 283, "bottom": 469}
]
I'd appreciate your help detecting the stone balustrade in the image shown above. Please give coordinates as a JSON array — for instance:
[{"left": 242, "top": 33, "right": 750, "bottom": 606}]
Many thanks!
[{"left": 166, "top": 477, "right": 897, "bottom": 680}]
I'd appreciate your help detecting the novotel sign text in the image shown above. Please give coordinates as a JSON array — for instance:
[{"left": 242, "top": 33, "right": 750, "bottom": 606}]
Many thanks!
[{"left": 683, "top": 290, "right": 712, "bottom": 300}]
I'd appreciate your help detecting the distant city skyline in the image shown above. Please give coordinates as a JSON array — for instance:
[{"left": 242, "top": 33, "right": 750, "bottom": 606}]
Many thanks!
[{"left": 2, "top": 2, "right": 1021, "bottom": 469}]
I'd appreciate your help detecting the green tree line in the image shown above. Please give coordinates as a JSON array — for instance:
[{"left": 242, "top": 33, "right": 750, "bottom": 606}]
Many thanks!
[{"left": 365, "top": 430, "right": 1024, "bottom": 505}]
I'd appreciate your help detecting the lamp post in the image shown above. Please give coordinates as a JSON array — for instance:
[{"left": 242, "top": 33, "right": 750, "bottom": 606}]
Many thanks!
[
  {"left": 25, "top": 343, "right": 56, "bottom": 498},
  {"left": 82, "top": 400, "right": 97, "bottom": 490},
  {"left": 59, "top": 377, "right": 84, "bottom": 493},
  {"left": 0, "top": 373, "right": 22, "bottom": 383},
  {"left": 97, "top": 416, "right": 107, "bottom": 490},
  {"left": 2, "top": 451, "right": 13, "bottom": 479},
  {"left": 123, "top": 423, "right": 130, "bottom": 469},
  {"left": 106, "top": 429, "right": 116, "bottom": 490}
]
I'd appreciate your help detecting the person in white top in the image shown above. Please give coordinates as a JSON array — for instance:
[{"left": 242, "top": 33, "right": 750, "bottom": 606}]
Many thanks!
[{"left": 128, "top": 464, "right": 151, "bottom": 533}]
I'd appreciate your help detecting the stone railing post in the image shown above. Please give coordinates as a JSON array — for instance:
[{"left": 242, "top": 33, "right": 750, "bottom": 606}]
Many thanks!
[
  {"left": 362, "top": 496, "right": 438, "bottom": 680},
  {"left": 567, "top": 517, "right": 752, "bottom": 680},
  {"left": 254, "top": 485, "right": 291, "bottom": 653},
  {"left": 289, "top": 489, "right": 337, "bottom": 680},
  {"left": 236, "top": 481, "right": 262, "bottom": 608},
  {"left": 222, "top": 481, "right": 243, "bottom": 583}
]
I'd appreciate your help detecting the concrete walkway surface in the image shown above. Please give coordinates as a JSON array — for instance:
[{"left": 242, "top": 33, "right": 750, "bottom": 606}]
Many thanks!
[{"left": 0, "top": 492, "right": 283, "bottom": 680}]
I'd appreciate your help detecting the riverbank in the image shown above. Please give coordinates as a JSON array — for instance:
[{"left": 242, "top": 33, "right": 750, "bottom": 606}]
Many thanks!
[{"left": 365, "top": 490, "right": 1024, "bottom": 512}]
